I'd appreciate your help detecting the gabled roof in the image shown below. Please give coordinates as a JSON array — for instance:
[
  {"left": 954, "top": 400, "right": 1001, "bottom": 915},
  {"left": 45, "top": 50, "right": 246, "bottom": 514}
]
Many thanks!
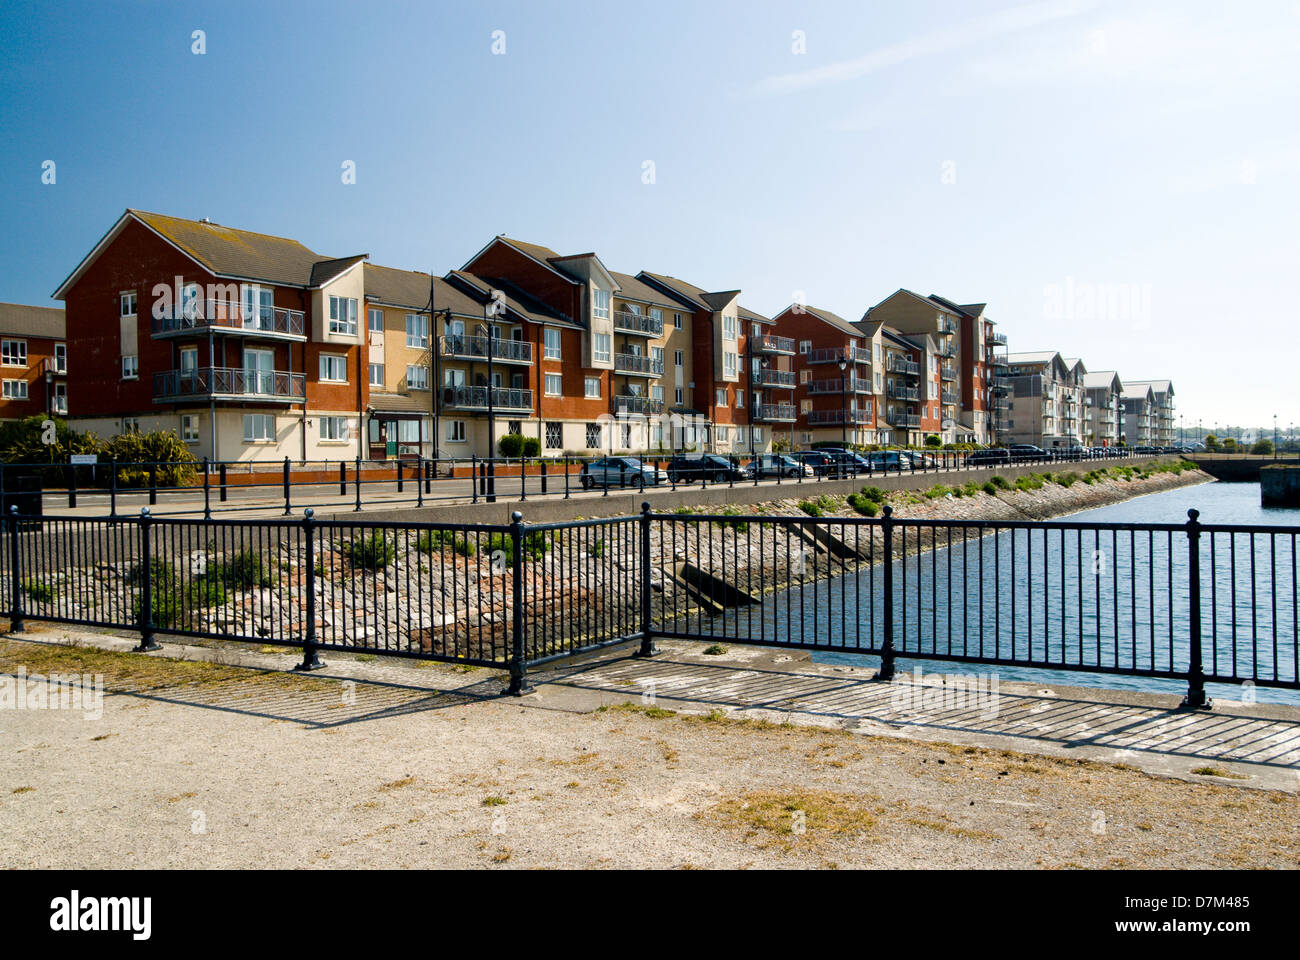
[
  {"left": 1125, "top": 379, "right": 1173, "bottom": 395},
  {"left": 1005, "top": 350, "right": 1061, "bottom": 366},
  {"left": 445, "top": 271, "right": 579, "bottom": 328},
  {"left": 777, "top": 303, "right": 861, "bottom": 337},
  {"left": 1082, "top": 371, "right": 1123, "bottom": 391},
  {"left": 1121, "top": 383, "right": 1156, "bottom": 401},
  {"left": 608, "top": 271, "right": 678, "bottom": 310},
  {"left": 866, "top": 288, "right": 964, "bottom": 319},
  {"left": 637, "top": 272, "right": 711, "bottom": 311},
  {"left": 363, "top": 263, "right": 489, "bottom": 318},
  {"left": 53, "top": 209, "right": 366, "bottom": 298},
  {"left": 0, "top": 302, "right": 64, "bottom": 339}
]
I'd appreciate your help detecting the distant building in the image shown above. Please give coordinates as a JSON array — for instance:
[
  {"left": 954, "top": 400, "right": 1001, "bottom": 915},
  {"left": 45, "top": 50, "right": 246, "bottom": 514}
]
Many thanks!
[{"left": 0, "top": 302, "right": 67, "bottom": 421}]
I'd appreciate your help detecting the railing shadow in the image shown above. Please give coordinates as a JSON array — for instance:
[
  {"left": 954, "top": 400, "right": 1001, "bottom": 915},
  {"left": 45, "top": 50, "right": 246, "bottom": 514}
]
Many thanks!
[{"left": 545, "top": 653, "right": 1300, "bottom": 769}]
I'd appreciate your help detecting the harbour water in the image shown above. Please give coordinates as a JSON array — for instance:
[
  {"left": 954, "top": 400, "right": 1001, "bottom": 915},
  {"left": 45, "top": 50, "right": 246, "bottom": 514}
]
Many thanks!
[{"left": 802, "top": 481, "right": 1300, "bottom": 705}]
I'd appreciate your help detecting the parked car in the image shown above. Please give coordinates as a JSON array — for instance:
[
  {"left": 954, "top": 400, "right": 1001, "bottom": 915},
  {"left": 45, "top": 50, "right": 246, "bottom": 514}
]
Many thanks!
[
  {"left": 864, "top": 450, "right": 909, "bottom": 473},
  {"left": 1008, "top": 443, "right": 1046, "bottom": 462},
  {"left": 665, "top": 454, "right": 746, "bottom": 484},
  {"left": 1132, "top": 445, "right": 1160, "bottom": 455},
  {"left": 790, "top": 451, "right": 839, "bottom": 477},
  {"left": 579, "top": 457, "right": 667, "bottom": 489},
  {"left": 817, "top": 448, "right": 877, "bottom": 476},
  {"left": 749, "top": 454, "right": 813, "bottom": 479},
  {"left": 967, "top": 448, "right": 1011, "bottom": 467}
]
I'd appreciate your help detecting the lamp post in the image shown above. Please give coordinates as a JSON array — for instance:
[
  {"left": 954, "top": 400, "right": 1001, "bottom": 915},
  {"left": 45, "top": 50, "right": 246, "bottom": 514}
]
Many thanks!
[
  {"left": 44, "top": 368, "right": 53, "bottom": 417},
  {"left": 838, "top": 357, "right": 848, "bottom": 449},
  {"left": 1274, "top": 414, "right": 1279, "bottom": 460},
  {"left": 482, "top": 304, "right": 500, "bottom": 503}
]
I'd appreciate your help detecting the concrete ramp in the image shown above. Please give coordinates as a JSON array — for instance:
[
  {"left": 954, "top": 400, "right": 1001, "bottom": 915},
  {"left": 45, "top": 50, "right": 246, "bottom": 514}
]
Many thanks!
[{"left": 674, "top": 561, "right": 761, "bottom": 612}]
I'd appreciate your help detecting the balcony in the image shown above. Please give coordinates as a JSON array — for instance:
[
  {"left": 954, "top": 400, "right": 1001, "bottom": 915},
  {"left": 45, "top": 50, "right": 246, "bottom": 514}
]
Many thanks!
[
  {"left": 614, "top": 353, "right": 664, "bottom": 377},
  {"left": 940, "top": 364, "right": 957, "bottom": 381},
  {"left": 807, "top": 408, "right": 872, "bottom": 426},
  {"left": 886, "top": 382, "right": 920, "bottom": 401},
  {"left": 438, "top": 334, "right": 533, "bottom": 365},
  {"left": 753, "top": 403, "right": 797, "bottom": 423},
  {"left": 936, "top": 342, "right": 956, "bottom": 358},
  {"left": 615, "top": 395, "right": 664, "bottom": 416},
  {"left": 808, "top": 376, "right": 871, "bottom": 395},
  {"left": 153, "top": 367, "right": 306, "bottom": 404},
  {"left": 989, "top": 331, "right": 1007, "bottom": 346},
  {"left": 887, "top": 412, "right": 922, "bottom": 429},
  {"left": 808, "top": 346, "right": 872, "bottom": 365},
  {"left": 152, "top": 301, "right": 306, "bottom": 341},
  {"left": 752, "top": 334, "right": 796, "bottom": 355},
  {"left": 753, "top": 367, "right": 797, "bottom": 389},
  {"left": 937, "top": 318, "right": 957, "bottom": 335},
  {"left": 441, "top": 384, "right": 533, "bottom": 413},
  {"left": 886, "top": 356, "right": 920, "bottom": 376},
  {"left": 613, "top": 310, "right": 663, "bottom": 337},
  {"left": 941, "top": 389, "right": 960, "bottom": 405},
  {"left": 994, "top": 418, "right": 1013, "bottom": 432}
]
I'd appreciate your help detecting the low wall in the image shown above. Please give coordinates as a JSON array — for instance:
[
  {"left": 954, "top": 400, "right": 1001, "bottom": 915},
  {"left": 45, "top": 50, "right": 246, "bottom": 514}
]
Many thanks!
[
  {"left": 340, "top": 456, "right": 1167, "bottom": 526},
  {"left": 1262, "top": 465, "right": 1300, "bottom": 506}
]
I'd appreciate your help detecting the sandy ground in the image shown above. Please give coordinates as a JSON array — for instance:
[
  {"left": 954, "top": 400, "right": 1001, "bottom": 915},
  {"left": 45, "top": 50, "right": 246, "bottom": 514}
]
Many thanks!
[{"left": 2, "top": 633, "right": 1297, "bottom": 870}]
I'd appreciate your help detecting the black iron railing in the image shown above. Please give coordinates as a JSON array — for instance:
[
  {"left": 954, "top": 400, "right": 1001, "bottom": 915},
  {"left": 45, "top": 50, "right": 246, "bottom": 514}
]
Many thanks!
[{"left": 3, "top": 502, "right": 1295, "bottom": 704}]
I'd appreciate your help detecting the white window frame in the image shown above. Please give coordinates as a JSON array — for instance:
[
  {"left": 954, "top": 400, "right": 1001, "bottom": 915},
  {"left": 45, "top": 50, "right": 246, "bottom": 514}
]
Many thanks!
[
  {"left": 716, "top": 388, "right": 726, "bottom": 408},
  {"left": 584, "top": 377, "right": 601, "bottom": 399},
  {"left": 592, "top": 289, "right": 611, "bottom": 320},
  {"left": 735, "top": 389, "right": 744, "bottom": 409},
  {"left": 405, "top": 313, "right": 429, "bottom": 348},
  {"left": 406, "top": 364, "right": 429, "bottom": 390},
  {"left": 544, "top": 327, "right": 562, "bottom": 360},
  {"left": 120, "top": 292, "right": 137, "bottom": 317},
  {"left": 446, "top": 420, "right": 466, "bottom": 443},
  {"left": 243, "top": 414, "right": 275, "bottom": 443},
  {"left": 319, "top": 354, "right": 348, "bottom": 383},
  {"left": 54, "top": 342, "right": 67, "bottom": 374},
  {"left": 369, "top": 362, "right": 385, "bottom": 386},
  {"left": 328, "top": 295, "right": 358, "bottom": 336},
  {"left": 545, "top": 422, "right": 562, "bottom": 449},
  {"left": 1, "top": 340, "right": 27, "bottom": 367},
  {"left": 2, "top": 379, "right": 28, "bottom": 400},
  {"left": 121, "top": 355, "right": 139, "bottom": 380},
  {"left": 320, "top": 416, "right": 349, "bottom": 442},
  {"left": 722, "top": 315, "right": 737, "bottom": 340},
  {"left": 181, "top": 414, "right": 199, "bottom": 443},
  {"left": 593, "top": 333, "right": 611, "bottom": 365},
  {"left": 545, "top": 373, "right": 563, "bottom": 396},
  {"left": 585, "top": 422, "right": 602, "bottom": 449},
  {"left": 121, "top": 417, "right": 140, "bottom": 435}
]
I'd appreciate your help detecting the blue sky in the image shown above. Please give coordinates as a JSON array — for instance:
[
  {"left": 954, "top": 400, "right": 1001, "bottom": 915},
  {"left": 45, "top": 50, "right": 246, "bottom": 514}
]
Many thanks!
[{"left": 2, "top": 0, "right": 1297, "bottom": 431}]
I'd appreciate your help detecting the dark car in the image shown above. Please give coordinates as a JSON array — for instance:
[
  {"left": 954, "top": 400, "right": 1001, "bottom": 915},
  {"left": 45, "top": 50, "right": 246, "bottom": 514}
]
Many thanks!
[
  {"left": 817, "top": 448, "right": 876, "bottom": 476},
  {"left": 1008, "top": 443, "right": 1046, "bottom": 462},
  {"left": 666, "top": 454, "right": 746, "bottom": 484},
  {"left": 791, "top": 451, "right": 838, "bottom": 477},
  {"left": 749, "top": 454, "right": 813, "bottom": 479},
  {"left": 967, "top": 448, "right": 1011, "bottom": 467},
  {"left": 579, "top": 457, "right": 667, "bottom": 490}
]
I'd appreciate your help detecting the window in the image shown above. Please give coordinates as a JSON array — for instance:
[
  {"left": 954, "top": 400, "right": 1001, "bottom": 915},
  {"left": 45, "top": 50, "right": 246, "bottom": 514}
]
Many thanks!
[
  {"left": 723, "top": 352, "right": 737, "bottom": 377},
  {"left": 506, "top": 421, "right": 521, "bottom": 436},
  {"left": 717, "top": 426, "right": 729, "bottom": 444},
  {"left": 1, "top": 340, "right": 26, "bottom": 367},
  {"left": 181, "top": 283, "right": 200, "bottom": 319},
  {"left": 585, "top": 422, "right": 602, "bottom": 449},
  {"left": 121, "top": 417, "right": 140, "bottom": 435},
  {"left": 181, "top": 414, "right": 199, "bottom": 443},
  {"left": 593, "top": 333, "right": 611, "bottom": 365},
  {"left": 406, "top": 365, "right": 429, "bottom": 390},
  {"left": 722, "top": 315, "right": 736, "bottom": 340},
  {"left": 716, "top": 388, "right": 726, "bottom": 407},
  {"left": 592, "top": 289, "right": 610, "bottom": 320},
  {"left": 328, "top": 295, "right": 358, "bottom": 336},
  {"left": 752, "top": 427, "right": 763, "bottom": 444},
  {"left": 121, "top": 356, "right": 138, "bottom": 380},
  {"left": 753, "top": 322, "right": 762, "bottom": 338},
  {"left": 243, "top": 414, "right": 275, "bottom": 442},
  {"left": 673, "top": 313, "right": 682, "bottom": 329},
  {"left": 368, "top": 308, "right": 384, "bottom": 333},
  {"left": 446, "top": 420, "right": 466, "bottom": 443},
  {"left": 800, "top": 369, "right": 810, "bottom": 384},
  {"left": 584, "top": 377, "right": 601, "bottom": 399},
  {"left": 801, "top": 399, "right": 812, "bottom": 414},
  {"left": 319, "top": 355, "right": 347, "bottom": 382},
  {"left": 675, "top": 387, "right": 683, "bottom": 404},
  {"left": 544, "top": 327, "right": 562, "bottom": 360},
  {"left": 735, "top": 389, "right": 744, "bottom": 408},
  {"left": 54, "top": 342, "right": 67, "bottom": 373},
  {"left": 52, "top": 382, "right": 67, "bottom": 415},
  {"left": 651, "top": 385, "right": 664, "bottom": 403},
  {"left": 320, "top": 416, "right": 349, "bottom": 441},
  {"left": 369, "top": 363, "right": 385, "bottom": 386},
  {"left": 180, "top": 346, "right": 197, "bottom": 374},
  {"left": 120, "top": 292, "right": 137, "bottom": 317},
  {"left": 545, "top": 373, "right": 562, "bottom": 396},
  {"left": 650, "top": 308, "right": 663, "bottom": 328},
  {"left": 674, "top": 350, "right": 683, "bottom": 367},
  {"left": 2, "top": 379, "right": 27, "bottom": 399},
  {"left": 651, "top": 346, "right": 664, "bottom": 369},
  {"left": 620, "top": 423, "right": 632, "bottom": 447},
  {"left": 799, "top": 340, "right": 810, "bottom": 354},
  {"left": 545, "top": 422, "right": 562, "bottom": 449},
  {"left": 405, "top": 313, "right": 428, "bottom": 348}
]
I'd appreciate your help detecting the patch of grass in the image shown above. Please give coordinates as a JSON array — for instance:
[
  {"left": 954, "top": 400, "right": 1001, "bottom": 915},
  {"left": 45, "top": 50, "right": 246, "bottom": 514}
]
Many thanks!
[
  {"left": 348, "top": 532, "right": 397, "bottom": 571},
  {"left": 596, "top": 703, "right": 677, "bottom": 719},
  {"left": 481, "top": 795, "right": 508, "bottom": 806},
  {"left": 1192, "top": 766, "right": 1247, "bottom": 780},
  {"left": 702, "top": 644, "right": 728, "bottom": 656},
  {"left": 186, "top": 575, "right": 227, "bottom": 608},
  {"left": 379, "top": 776, "right": 418, "bottom": 792},
  {"left": 990, "top": 474, "right": 1010, "bottom": 490},
  {"left": 846, "top": 493, "right": 879, "bottom": 516},
  {"left": 700, "top": 789, "right": 878, "bottom": 849},
  {"left": 221, "top": 549, "right": 273, "bottom": 590},
  {"left": 982, "top": 481, "right": 998, "bottom": 495},
  {"left": 860, "top": 486, "right": 887, "bottom": 503},
  {"left": 22, "top": 579, "right": 54, "bottom": 604},
  {"left": 417, "top": 529, "right": 476, "bottom": 557},
  {"left": 798, "top": 499, "right": 823, "bottom": 517},
  {"left": 716, "top": 506, "right": 751, "bottom": 534},
  {"left": 485, "top": 531, "right": 551, "bottom": 565}
]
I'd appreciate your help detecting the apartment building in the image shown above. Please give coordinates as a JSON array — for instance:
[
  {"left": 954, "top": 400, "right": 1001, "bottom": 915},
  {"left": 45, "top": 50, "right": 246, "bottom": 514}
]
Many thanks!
[
  {"left": 0, "top": 302, "right": 67, "bottom": 420},
  {"left": 1081, "top": 370, "right": 1124, "bottom": 445},
  {"left": 1060, "top": 358, "right": 1088, "bottom": 443},
  {"left": 1121, "top": 382, "right": 1158, "bottom": 445},
  {"left": 1001, "top": 351, "right": 1087, "bottom": 448},
  {"left": 54, "top": 209, "right": 368, "bottom": 461},
  {"left": 1124, "top": 379, "right": 1176, "bottom": 444},
  {"left": 770, "top": 304, "right": 875, "bottom": 446},
  {"left": 862, "top": 290, "right": 1001, "bottom": 444}
]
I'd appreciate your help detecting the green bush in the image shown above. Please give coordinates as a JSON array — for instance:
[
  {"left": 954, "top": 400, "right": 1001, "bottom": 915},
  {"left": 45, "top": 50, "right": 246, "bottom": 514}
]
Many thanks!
[
  {"left": 990, "top": 475, "right": 1010, "bottom": 489},
  {"left": 485, "top": 531, "right": 551, "bottom": 565},
  {"left": 521, "top": 436, "right": 541, "bottom": 457},
  {"left": 131, "top": 565, "right": 180, "bottom": 628},
  {"left": 348, "top": 532, "right": 397, "bottom": 570},
  {"left": 1251, "top": 438, "right": 1274, "bottom": 455},
  {"left": 417, "top": 529, "right": 476, "bottom": 557},
  {"left": 797, "top": 500, "right": 823, "bottom": 517},
  {"left": 860, "top": 486, "right": 887, "bottom": 503},
  {"left": 104, "top": 430, "right": 199, "bottom": 487},
  {"left": 924, "top": 434, "right": 942, "bottom": 447},
  {"left": 1054, "top": 471, "right": 1078, "bottom": 487},
  {"left": 847, "top": 493, "right": 879, "bottom": 516},
  {"left": 982, "top": 481, "right": 997, "bottom": 495},
  {"left": 23, "top": 579, "right": 54, "bottom": 604},
  {"left": 187, "top": 575, "right": 228, "bottom": 607},
  {"left": 497, "top": 434, "right": 525, "bottom": 458},
  {"left": 221, "top": 549, "right": 272, "bottom": 590}
]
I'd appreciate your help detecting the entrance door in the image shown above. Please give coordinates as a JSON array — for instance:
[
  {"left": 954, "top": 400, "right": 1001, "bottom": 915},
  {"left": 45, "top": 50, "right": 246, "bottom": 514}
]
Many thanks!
[{"left": 244, "top": 347, "right": 274, "bottom": 395}]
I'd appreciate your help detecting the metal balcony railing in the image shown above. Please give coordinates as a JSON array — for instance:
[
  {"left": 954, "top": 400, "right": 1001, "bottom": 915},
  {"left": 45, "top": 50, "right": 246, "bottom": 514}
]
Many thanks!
[
  {"left": 613, "top": 310, "right": 664, "bottom": 337},
  {"left": 614, "top": 353, "right": 665, "bottom": 376},
  {"left": 808, "top": 346, "right": 872, "bottom": 365},
  {"left": 887, "top": 356, "right": 920, "bottom": 376},
  {"left": 152, "top": 300, "right": 307, "bottom": 339},
  {"left": 942, "top": 389, "right": 960, "bottom": 405},
  {"left": 753, "top": 334, "right": 796, "bottom": 354},
  {"left": 989, "top": 331, "right": 1007, "bottom": 346},
  {"left": 441, "top": 384, "right": 534, "bottom": 412},
  {"left": 808, "top": 376, "right": 871, "bottom": 395},
  {"left": 753, "top": 368, "right": 797, "bottom": 388},
  {"left": 614, "top": 395, "right": 664, "bottom": 416},
  {"left": 438, "top": 335, "right": 533, "bottom": 364},
  {"left": 938, "top": 318, "right": 957, "bottom": 335},
  {"left": 936, "top": 342, "right": 956, "bottom": 358},
  {"left": 153, "top": 367, "right": 306, "bottom": 403},
  {"left": 940, "top": 364, "right": 957, "bottom": 381},
  {"left": 887, "top": 383, "right": 920, "bottom": 401},
  {"left": 888, "top": 412, "right": 922, "bottom": 428},
  {"left": 753, "top": 403, "right": 797, "bottom": 422},
  {"left": 806, "top": 408, "right": 872, "bottom": 425}
]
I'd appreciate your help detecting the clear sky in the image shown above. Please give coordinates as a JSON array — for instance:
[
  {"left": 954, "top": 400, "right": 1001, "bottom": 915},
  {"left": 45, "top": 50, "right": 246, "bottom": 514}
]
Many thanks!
[{"left": 2, "top": 0, "right": 1297, "bottom": 432}]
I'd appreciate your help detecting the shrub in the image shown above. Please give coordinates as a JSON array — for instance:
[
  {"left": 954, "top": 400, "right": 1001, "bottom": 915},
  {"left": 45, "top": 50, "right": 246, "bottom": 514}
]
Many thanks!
[
  {"left": 131, "top": 565, "right": 180, "bottom": 628},
  {"left": 1054, "top": 471, "right": 1078, "bottom": 487},
  {"left": 485, "top": 531, "right": 550, "bottom": 565},
  {"left": 521, "top": 436, "right": 541, "bottom": 457},
  {"left": 222, "top": 549, "right": 272, "bottom": 590},
  {"left": 348, "top": 532, "right": 396, "bottom": 570},
  {"left": 417, "top": 529, "right": 476, "bottom": 557},
  {"left": 990, "top": 475, "right": 1010, "bottom": 490},
  {"left": 982, "top": 481, "right": 997, "bottom": 495},
  {"left": 924, "top": 434, "right": 942, "bottom": 447},
  {"left": 860, "top": 486, "right": 887, "bottom": 503},
  {"left": 717, "top": 506, "right": 750, "bottom": 534},
  {"left": 23, "top": 579, "right": 54, "bottom": 604},
  {"left": 1251, "top": 438, "right": 1274, "bottom": 455},
  {"left": 187, "top": 575, "right": 228, "bottom": 607},
  {"left": 847, "top": 493, "right": 879, "bottom": 516},
  {"left": 798, "top": 500, "right": 823, "bottom": 517},
  {"left": 497, "top": 434, "right": 525, "bottom": 458},
  {"left": 104, "top": 429, "right": 199, "bottom": 487}
]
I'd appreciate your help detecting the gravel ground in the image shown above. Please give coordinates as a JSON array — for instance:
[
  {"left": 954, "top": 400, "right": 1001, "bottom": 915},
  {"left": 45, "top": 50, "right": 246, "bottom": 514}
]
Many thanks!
[{"left": 1, "top": 634, "right": 1296, "bottom": 870}]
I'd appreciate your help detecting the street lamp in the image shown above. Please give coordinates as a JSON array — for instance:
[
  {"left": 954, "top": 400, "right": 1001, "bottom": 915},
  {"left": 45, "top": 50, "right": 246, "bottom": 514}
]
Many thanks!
[
  {"left": 44, "top": 368, "right": 53, "bottom": 417},
  {"left": 482, "top": 303, "right": 500, "bottom": 503},
  {"left": 838, "top": 357, "right": 848, "bottom": 449},
  {"left": 1274, "top": 414, "right": 1279, "bottom": 460}
]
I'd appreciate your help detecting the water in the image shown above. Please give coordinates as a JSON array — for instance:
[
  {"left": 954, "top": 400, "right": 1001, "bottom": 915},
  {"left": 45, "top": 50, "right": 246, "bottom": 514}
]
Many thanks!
[{"left": 759, "top": 482, "right": 1299, "bottom": 705}]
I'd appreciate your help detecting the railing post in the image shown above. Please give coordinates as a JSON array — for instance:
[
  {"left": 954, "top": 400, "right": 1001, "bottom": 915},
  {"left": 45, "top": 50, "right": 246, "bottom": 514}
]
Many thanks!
[
  {"left": 416, "top": 457, "right": 424, "bottom": 507},
  {"left": 8, "top": 505, "right": 23, "bottom": 633},
  {"left": 1182, "top": 508, "right": 1211, "bottom": 709},
  {"left": 339, "top": 460, "right": 347, "bottom": 496},
  {"left": 134, "top": 508, "right": 161, "bottom": 652},
  {"left": 519, "top": 457, "right": 527, "bottom": 502},
  {"left": 295, "top": 508, "right": 324, "bottom": 671},
  {"left": 218, "top": 461, "right": 227, "bottom": 503},
  {"left": 636, "top": 501, "right": 658, "bottom": 657},
  {"left": 396, "top": 459, "right": 404, "bottom": 495},
  {"left": 563, "top": 455, "right": 570, "bottom": 500},
  {"left": 354, "top": 457, "right": 363, "bottom": 512},
  {"left": 147, "top": 464, "right": 157, "bottom": 506},
  {"left": 471, "top": 455, "right": 479, "bottom": 504},
  {"left": 69, "top": 464, "right": 77, "bottom": 509},
  {"left": 202, "top": 458, "right": 211, "bottom": 519},
  {"left": 109, "top": 457, "right": 118, "bottom": 517},
  {"left": 540, "top": 459, "right": 547, "bottom": 496},
  {"left": 283, "top": 457, "right": 291, "bottom": 516},
  {"left": 877, "top": 505, "right": 896, "bottom": 681},
  {"left": 505, "top": 510, "right": 531, "bottom": 695}
]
